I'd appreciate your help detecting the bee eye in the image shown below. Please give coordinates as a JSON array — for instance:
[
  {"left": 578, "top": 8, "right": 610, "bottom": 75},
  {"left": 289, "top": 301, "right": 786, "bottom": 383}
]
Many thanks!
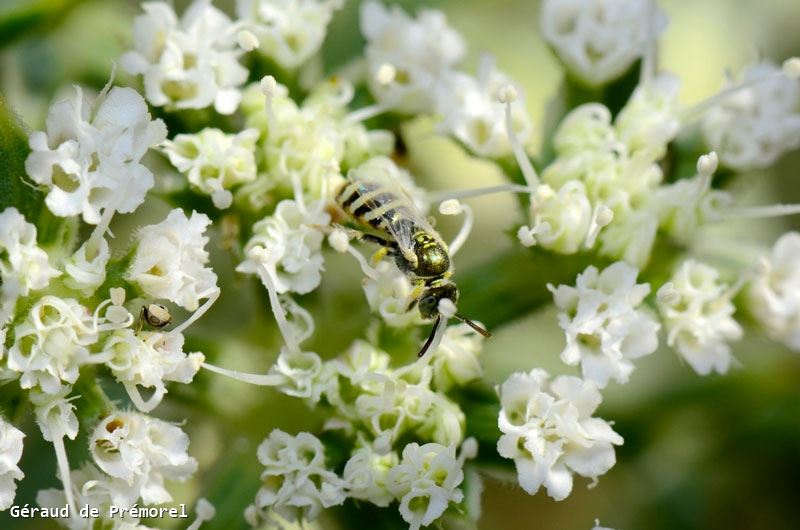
[{"left": 419, "top": 295, "right": 437, "bottom": 314}]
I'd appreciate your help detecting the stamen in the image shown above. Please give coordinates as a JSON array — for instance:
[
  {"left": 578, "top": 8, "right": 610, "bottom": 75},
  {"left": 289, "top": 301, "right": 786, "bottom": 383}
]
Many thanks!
[
  {"left": 497, "top": 84, "right": 540, "bottom": 188},
  {"left": 169, "top": 287, "right": 220, "bottom": 336},
  {"left": 347, "top": 246, "right": 381, "bottom": 280},
  {"left": 282, "top": 296, "right": 315, "bottom": 344},
  {"left": 439, "top": 200, "right": 473, "bottom": 255},
  {"left": 328, "top": 229, "right": 351, "bottom": 253},
  {"left": 236, "top": 30, "right": 260, "bottom": 52},
  {"left": 639, "top": 0, "right": 658, "bottom": 86},
  {"left": 260, "top": 75, "right": 278, "bottom": 134},
  {"left": 584, "top": 204, "right": 614, "bottom": 249},
  {"left": 723, "top": 203, "right": 800, "bottom": 219},
  {"left": 696, "top": 151, "right": 719, "bottom": 177},
  {"left": 252, "top": 256, "right": 301, "bottom": 355},
  {"left": 201, "top": 362, "right": 287, "bottom": 386},
  {"left": 122, "top": 381, "right": 165, "bottom": 413},
  {"left": 187, "top": 499, "right": 216, "bottom": 530},
  {"left": 344, "top": 103, "right": 390, "bottom": 125},
  {"left": 679, "top": 59, "right": 800, "bottom": 126},
  {"left": 517, "top": 222, "right": 551, "bottom": 247},
  {"left": 428, "top": 183, "right": 533, "bottom": 203},
  {"left": 51, "top": 432, "right": 76, "bottom": 515},
  {"left": 438, "top": 298, "right": 457, "bottom": 319}
]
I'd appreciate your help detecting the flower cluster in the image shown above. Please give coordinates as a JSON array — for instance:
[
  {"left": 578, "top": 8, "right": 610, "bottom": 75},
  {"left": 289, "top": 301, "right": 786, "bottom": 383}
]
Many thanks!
[
  {"left": 549, "top": 262, "right": 659, "bottom": 387},
  {"left": 497, "top": 369, "right": 623, "bottom": 501},
  {"left": 122, "top": 0, "right": 250, "bottom": 114},
  {"left": 25, "top": 86, "right": 166, "bottom": 224}
]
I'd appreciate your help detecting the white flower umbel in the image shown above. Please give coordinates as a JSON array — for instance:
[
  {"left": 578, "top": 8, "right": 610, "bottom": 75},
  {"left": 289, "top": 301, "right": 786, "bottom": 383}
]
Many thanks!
[
  {"left": 436, "top": 58, "right": 532, "bottom": 158},
  {"left": 238, "top": 199, "right": 330, "bottom": 295},
  {"left": 103, "top": 329, "right": 204, "bottom": 412},
  {"left": 246, "top": 430, "right": 346, "bottom": 524},
  {"left": 360, "top": 1, "right": 465, "bottom": 113},
  {"left": 90, "top": 411, "right": 198, "bottom": 505},
  {"left": 0, "top": 208, "right": 60, "bottom": 323},
  {"left": 549, "top": 262, "right": 660, "bottom": 387},
  {"left": 7, "top": 296, "right": 116, "bottom": 394},
  {"left": 385, "top": 439, "right": 475, "bottom": 530},
  {"left": 748, "top": 232, "right": 800, "bottom": 350},
  {"left": 343, "top": 441, "right": 398, "bottom": 507},
  {"left": 702, "top": 61, "right": 800, "bottom": 170},
  {"left": 0, "top": 417, "right": 25, "bottom": 511},
  {"left": 164, "top": 128, "right": 259, "bottom": 209},
  {"left": 121, "top": 0, "right": 249, "bottom": 114},
  {"left": 25, "top": 85, "right": 166, "bottom": 224},
  {"left": 497, "top": 369, "right": 623, "bottom": 501},
  {"left": 540, "top": 0, "right": 668, "bottom": 87},
  {"left": 128, "top": 208, "right": 218, "bottom": 312},
  {"left": 657, "top": 260, "right": 743, "bottom": 375},
  {"left": 236, "top": 0, "right": 344, "bottom": 69},
  {"left": 430, "top": 322, "right": 485, "bottom": 392}
]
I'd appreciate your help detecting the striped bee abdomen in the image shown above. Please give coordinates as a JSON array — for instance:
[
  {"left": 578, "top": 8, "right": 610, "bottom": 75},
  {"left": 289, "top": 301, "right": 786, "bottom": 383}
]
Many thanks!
[{"left": 336, "top": 180, "right": 417, "bottom": 235}]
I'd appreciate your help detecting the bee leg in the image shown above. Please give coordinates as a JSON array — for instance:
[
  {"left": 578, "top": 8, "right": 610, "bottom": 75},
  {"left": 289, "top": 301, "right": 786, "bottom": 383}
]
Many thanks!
[{"left": 371, "top": 246, "right": 389, "bottom": 264}]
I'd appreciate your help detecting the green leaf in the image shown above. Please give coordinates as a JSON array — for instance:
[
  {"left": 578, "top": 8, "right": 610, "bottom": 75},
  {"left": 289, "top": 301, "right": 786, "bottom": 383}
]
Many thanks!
[{"left": 0, "top": 0, "right": 87, "bottom": 49}]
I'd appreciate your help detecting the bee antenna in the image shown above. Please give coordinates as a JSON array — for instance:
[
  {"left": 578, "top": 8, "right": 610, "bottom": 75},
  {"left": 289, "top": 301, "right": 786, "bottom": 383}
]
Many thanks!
[
  {"left": 454, "top": 313, "right": 492, "bottom": 338},
  {"left": 417, "top": 316, "right": 442, "bottom": 357}
]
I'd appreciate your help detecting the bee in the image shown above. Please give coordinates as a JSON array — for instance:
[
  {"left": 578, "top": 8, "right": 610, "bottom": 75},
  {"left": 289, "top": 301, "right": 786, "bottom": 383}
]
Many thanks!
[{"left": 336, "top": 174, "right": 490, "bottom": 356}]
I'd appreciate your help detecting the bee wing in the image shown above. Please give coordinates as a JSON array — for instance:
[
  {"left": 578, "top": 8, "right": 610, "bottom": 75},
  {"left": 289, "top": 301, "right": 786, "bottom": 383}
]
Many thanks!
[{"left": 356, "top": 170, "right": 439, "bottom": 257}]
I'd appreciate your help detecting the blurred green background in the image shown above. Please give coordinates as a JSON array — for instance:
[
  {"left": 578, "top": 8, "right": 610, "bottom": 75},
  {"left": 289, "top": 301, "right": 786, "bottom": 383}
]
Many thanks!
[{"left": 1, "top": 0, "right": 800, "bottom": 529}]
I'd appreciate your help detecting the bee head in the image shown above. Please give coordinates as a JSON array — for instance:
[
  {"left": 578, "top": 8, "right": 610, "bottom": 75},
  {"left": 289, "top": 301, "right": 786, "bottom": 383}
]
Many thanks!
[{"left": 418, "top": 282, "right": 459, "bottom": 319}]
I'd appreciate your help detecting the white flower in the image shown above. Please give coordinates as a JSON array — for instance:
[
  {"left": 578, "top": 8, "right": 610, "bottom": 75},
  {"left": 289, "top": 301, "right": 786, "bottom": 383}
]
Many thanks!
[
  {"left": 30, "top": 387, "right": 79, "bottom": 442},
  {"left": 7, "top": 296, "right": 107, "bottom": 394},
  {"left": 0, "top": 417, "right": 25, "bottom": 511},
  {"left": 270, "top": 349, "right": 326, "bottom": 402},
  {"left": 0, "top": 208, "right": 60, "bottom": 323},
  {"left": 164, "top": 128, "right": 259, "bottom": 209},
  {"left": 615, "top": 73, "right": 681, "bottom": 157},
  {"left": 321, "top": 340, "right": 393, "bottom": 420},
  {"left": 25, "top": 86, "right": 166, "bottom": 223},
  {"left": 549, "top": 262, "right": 660, "bottom": 387},
  {"left": 127, "top": 209, "right": 218, "bottom": 311},
  {"left": 362, "top": 260, "right": 425, "bottom": 327},
  {"left": 540, "top": 0, "right": 668, "bottom": 86},
  {"left": 657, "top": 260, "right": 743, "bottom": 375},
  {"left": 247, "top": 430, "right": 346, "bottom": 524},
  {"left": 37, "top": 464, "right": 141, "bottom": 529},
  {"left": 436, "top": 62, "right": 532, "bottom": 158},
  {"left": 360, "top": 1, "right": 465, "bottom": 113},
  {"left": 90, "top": 411, "right": 198, "bottom": 505},
  {"left": 748, "top": 232, "right": 800, "bottom": 350},
  {"left": 63, "top": 238, "right": 110, "bottom": 295},
  {"left": 654, "top": 172, "right": 731, "bottom": 244},
  {"left": 703, "top": 61, "right": 800, "bottom": 170},
  {"left": 430, "top": 322, "right": 485, "bottom": 392},
  {"left": 497, "top": 369, "right": 623, "bottom": 501},
  {"left": 236, "top": 0, "right": 343, "bottom": 69},
  {"left": 517, "top": 182, "right": 593, "bottom": 254},
  {"left": 343, "top": 442, "right": 398, "bottom": 507},
  {"left": 103, "top": 329, "right": 204, "bottom": 412},
  {"left": 237, "top": 200, "right": 329, "bottom": 295},
  {"left": 385, "top": 442, "right": 468, "bottom": 530},
  {"left": 121, "top": 0, "right": 249, "bottom": 114}
]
